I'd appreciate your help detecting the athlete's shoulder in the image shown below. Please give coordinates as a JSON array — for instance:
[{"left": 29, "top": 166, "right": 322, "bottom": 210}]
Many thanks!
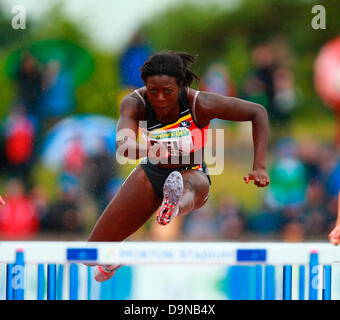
[
  {"left": 186, "top": 87, "right": 198, "bottom": 98},
  {"left": 187, "top": 87, "right": 215, "bottom": 109},
  {"left": 187, "top": 87, "right": 214, "bottom": 102},
  {"left": 133, "top": 87, "right": 147, "bottom": 104},
  {"left": 184, "top": 87, "right": 198, "bottom": 107},
  {"left": 192, "top": 89, "right": 224, "bottom": 108},
  {"left": 119, "top": 87, "right": 146, "bottom": 119},
  {"left": 121, "top": 87, "right": 146, "bottom": 104}
]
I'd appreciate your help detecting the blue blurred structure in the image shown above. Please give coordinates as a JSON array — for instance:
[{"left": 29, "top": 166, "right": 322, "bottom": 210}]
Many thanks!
[
  {"left": 39, "top": 61, "right": 75, "bottom": 119},
  {"left": 119, "top": 30, "right": 152, "bottom": 89}
]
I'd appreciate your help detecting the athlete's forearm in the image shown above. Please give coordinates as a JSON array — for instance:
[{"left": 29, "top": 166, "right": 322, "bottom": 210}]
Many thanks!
[{"left": 251, "top": 104, "right": 269, "bottom": 170}]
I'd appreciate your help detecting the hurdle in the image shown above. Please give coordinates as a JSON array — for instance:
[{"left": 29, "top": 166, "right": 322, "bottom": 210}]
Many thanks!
[{"left": 1, "top": 241, "right": 340, "bottom": 300}]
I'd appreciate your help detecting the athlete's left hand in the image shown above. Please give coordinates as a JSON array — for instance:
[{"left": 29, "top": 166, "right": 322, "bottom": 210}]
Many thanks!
[{"left": 244, "top": 169, "right": 269, "bottom": 187}]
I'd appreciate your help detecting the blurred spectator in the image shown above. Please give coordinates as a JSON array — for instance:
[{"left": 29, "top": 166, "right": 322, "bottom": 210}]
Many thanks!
[
  {"left": 248, "top": 203, "right": 284, "bottom": 236},
  {"left": 0, "top": 178, "right": 39, "bottom": 239},
  {"left": 303, "top": 210, "right": 326, "bottom": 238},
  {"left": 282, "top": 221, "right": 305, "bottom": 242},
  {"left": 3, "top": 105, "right": 37, "bottom": 186},
  {"left": 0, "top": 123, "right": 7, "bottom": 173},
  {"left": 200, "top": 61, "right": 237, "bottom": 98},
  {"left": 81, "top": 137, "right": 117, "bottom": 212},
  {"left": 30, "top": 183, "right": 50, "bottom": 231},
  {"left": 40, "top": 60, "right": 75, "bottom": 128},
  {"left": 63, "top": 135, "right": 87, "bottom": 176},
  {"left": 241, "top": 42, "right": 296, "bottom": 144},
  {"left": 182, "top": 205, "right": 218, "bottom": 240},
  {"left": 42, "top": 173, "right": 83, "bottom": 233},
  {"left": 298, "top": 139, "right": 322, "bottom": 182},
  {"left": 117, "top": 30, "right": 152, "bottom": 104},
  {"left": 325, "top": 156, "right": 340, "bottom": 198},
  {"left": 321, "top": 149, "right": 340, "bottom": 231},
  {"left": 301, "top": 181, "right": 328, "bottom": 238},
  {"left": 317, "top": 144, "right": 339, "bottom": 186},
  {"left": 272, "top": 67, "right": 296, "bottom": 124},
  {"left": 262, "top": 138, "right": 309, "bottom": 240},
  {"left": 326, "top": 195, "right": 339, "bottom": 232},
  {"left": 265, "top": 138, "right": 308, "bottom": 211},
  {"left": 15, "top": 52, "right": 43, "bottom": 119},
  {"left": 149, "top": 216, "right": 184, "bottom": 241},
  {"left": 200, "top": 61, "right": 237, "bottom": 128},
  {"left": 216, "top": 197, "right": 245, "bottom": 239},
  {"left": 242, "top": 43, "right": 275, "bottom": 111}
]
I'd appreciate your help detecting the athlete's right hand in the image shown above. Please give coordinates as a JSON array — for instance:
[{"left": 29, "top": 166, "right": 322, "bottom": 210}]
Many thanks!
[
  {"left": 0, "top": 196, "right": 5, "bottom": 205},
  {"left": 148, "top": 142, "right": 170, "bottom": 165},
  {"left": 329, "top": 225, "right": 340, "bottom": 246}
]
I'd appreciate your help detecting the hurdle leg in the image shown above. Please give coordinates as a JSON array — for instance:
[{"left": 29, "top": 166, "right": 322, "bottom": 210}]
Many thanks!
[
  {"left": 283, "top": 265, "right": 292, "bottom": 300},
  {"left": 57, "top": 265, "right": 64, "bottom": 300},
  {"left": 309, "top": 252, "right": 319, "bottom": 300},
  {"left": 254, "top": 265, "right": 263, "bottom": 300},
  {"left": 298, "top": 265, "right": 305, "bottom": 300},
  {"left": 264, "top": 265, "right": 275, "bottom": 300},
  {"left": 69, "top": 263, "right": 79, "bottom": 300},
  {"left": 87, "top": 266, "right": 93, "bottom": 300},
  {"left": 322, "top": 265, "right": 332, "bottom": 300},
  {"left": 37, "top": 264, "right": 45, "bottom": 300},
  {"left": 6, "top": 264, "right": 14, "bottom": 300},
  {"left": 47, "top": 264, "right": 57, "bottom": 300}
]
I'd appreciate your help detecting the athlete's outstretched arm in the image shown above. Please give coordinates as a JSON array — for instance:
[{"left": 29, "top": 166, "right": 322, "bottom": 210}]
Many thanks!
[
  {"left": 196, "top": 92, "right": 269, "bottom": 187},
  {"left": 115, "top": 95, "right": 148, "bottom": 160},
  {"left": 116, "top": 94, "right": 169, "bottom": 161}
]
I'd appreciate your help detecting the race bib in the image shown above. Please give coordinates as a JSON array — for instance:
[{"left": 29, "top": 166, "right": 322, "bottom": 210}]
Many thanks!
[{"left": 140, "top": 127, "right": 193, "bottom": 156}]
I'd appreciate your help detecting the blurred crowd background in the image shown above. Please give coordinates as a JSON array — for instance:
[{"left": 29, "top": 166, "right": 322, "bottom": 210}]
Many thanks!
[{"left": 0, "top": 0, "right": 340, "bottom": 243}]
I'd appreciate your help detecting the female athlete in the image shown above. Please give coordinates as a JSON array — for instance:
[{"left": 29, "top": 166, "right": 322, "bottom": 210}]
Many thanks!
[{"left": 87, "top": 51, "right": 270, "bottom": 281}]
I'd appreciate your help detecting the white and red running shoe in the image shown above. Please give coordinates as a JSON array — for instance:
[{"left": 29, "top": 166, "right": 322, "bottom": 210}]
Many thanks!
[
  {"left": 156, "top": 171, "right": 183, "bottom": 226},
  {"left": 94, "top": 264, "right": 122, "bottom": 282}
]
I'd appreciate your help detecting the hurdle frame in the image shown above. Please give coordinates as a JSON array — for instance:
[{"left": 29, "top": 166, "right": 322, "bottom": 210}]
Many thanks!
[{"left": 1, "top": 241, "right": 340, "bottom": 300}]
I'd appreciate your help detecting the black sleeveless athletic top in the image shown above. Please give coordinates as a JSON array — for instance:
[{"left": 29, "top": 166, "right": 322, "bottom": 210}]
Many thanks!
[{"left": 134, "top": 87, "right": 209, "bottom": 154}]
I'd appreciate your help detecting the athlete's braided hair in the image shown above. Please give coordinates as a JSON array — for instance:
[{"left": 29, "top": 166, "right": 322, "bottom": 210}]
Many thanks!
[{"left": 140, "top": 51, "right": 199, "bottom": 87}]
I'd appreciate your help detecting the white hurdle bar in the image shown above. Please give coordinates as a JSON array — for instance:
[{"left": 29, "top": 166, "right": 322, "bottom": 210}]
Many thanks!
[{"left": 1, "top": 241, "right": 340, "bottom": 300}]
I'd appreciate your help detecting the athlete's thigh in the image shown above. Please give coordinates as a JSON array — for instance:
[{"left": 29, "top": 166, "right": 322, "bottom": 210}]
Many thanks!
[
  {"left": 180, "top": 169, "right": 210, "bottom": 209},
  {"left": 88, "top": 165, "right": 162, "bottom": 241}
]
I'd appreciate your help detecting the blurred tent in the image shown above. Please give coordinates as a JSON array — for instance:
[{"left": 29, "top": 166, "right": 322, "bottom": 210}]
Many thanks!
[
  {"left": 40, "top": 114, "right": 116, "bottom": 170},
  {"left": 4, "top": 39, "right": 94, "bottom": 86}
]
